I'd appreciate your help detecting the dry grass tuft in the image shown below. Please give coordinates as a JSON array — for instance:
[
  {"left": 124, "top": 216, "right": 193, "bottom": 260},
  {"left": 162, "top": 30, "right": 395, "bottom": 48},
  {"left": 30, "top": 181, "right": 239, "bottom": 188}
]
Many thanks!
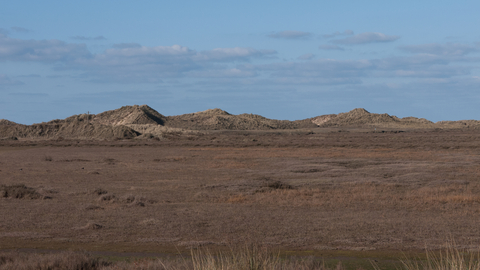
[
  {"left": 189, "top": 243, "right": 332, "bottom": 270},
  {"left": 5, "top": 243, "right": 478, "bottom": 270},
  {"left": 0, "top": 184, "right": 42, "bottom": 199},
  {"left": 85, "top": 205, "right": 104, "bottom": 211},
  {"left": 226, "top": 194, "right": 248, "bottom": 203},
  {"left": 400, "top": 244, "right": 480, "bottom": 270},
  {"left": 93, "top": 188, "right": 108, "bottom": 195},
  {"left": 96, "top": 193, "right": 154, "bottom": 206},
  {"left": 262, "top": 180, "right": 293, "bottom": 190},
  {"left": 81, "top": 222, "right": 104, "bottom": 230},
  {"left": 0, "top": 246, "right": 335, "bottom": 270},
  {"left": 98, "top": 194, "right": 116, "bottom": 202}
]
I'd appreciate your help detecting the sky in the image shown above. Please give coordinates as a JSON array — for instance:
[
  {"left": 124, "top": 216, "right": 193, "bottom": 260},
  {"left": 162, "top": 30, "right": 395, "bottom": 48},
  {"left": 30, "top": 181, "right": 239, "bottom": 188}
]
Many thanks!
[{"left": 1, "top": 1, "right": 480, "bottom": 124}]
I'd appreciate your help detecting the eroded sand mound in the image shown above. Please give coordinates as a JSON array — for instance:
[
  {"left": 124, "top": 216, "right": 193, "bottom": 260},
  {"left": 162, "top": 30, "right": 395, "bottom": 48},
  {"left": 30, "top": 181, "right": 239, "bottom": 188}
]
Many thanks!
[
  {"left": 436, "top": 120, "right": 480, "bottom": 129},
  {"left": 3, "top": 105, "right": 480, "bottom": 140},
  {"left": 311, "top": 108, "right": 436, "bottom": 128},
  {"left": 54, "top": 105, "right": 166, "bottom": 126},
  {"left": 0, "top": 119, "right": 20, "bottom": 126},
  {"left": 94, "top": 104, "right": 166, "bottom": 126},
  {"left": 165, "top": 108, "right": 317, "bottom": 130},
  {"left": 0, "top": 122, "right": 138, "bottom": 140},
  {"left": 57, "top": 122, "right": 139, "bottom": 139}
]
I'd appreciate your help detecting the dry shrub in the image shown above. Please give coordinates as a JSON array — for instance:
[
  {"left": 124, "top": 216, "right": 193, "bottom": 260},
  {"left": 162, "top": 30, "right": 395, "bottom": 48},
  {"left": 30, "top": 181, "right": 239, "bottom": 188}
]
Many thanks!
[
  {"left": 120, "top": 194, "right": 156, "bottom": 206},
  {"left": 262, "top": 180, "right": 293, "bottom": 190},
  {"left": 98, "top": 194, "right": 116, "bottom": 202},
  {"left": 80, "top": 222, "right": 103, "bottom": 230},
  {"left": 97, "top": 193, "right": 154, "bottom": 206},
  {"left": 401, "top": 244, "right": 480, "bottom": 270},
  {"left": 226, "top": 194, "right": 248, "bottom": 203},
  {"left": 190, "top": 243, "right": 332, "bottom": 270},
  {"left": 0, "top": 184, "right": 42, "bottom": 199},
  {"left": 93, "top": 188, "right": 108, "bottom": 195},
  {"left": 120, "top": 194, "right": 137, "bottom": 203},
  {"left": 85, "top": 205, "right": 104, "bottom": 211}
]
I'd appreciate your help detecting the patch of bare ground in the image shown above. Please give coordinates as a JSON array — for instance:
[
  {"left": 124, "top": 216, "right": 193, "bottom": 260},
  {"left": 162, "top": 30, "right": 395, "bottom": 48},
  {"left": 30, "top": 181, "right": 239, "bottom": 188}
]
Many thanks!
[{"left": 1, "top": 129, "right": 480, "bottom": 257}]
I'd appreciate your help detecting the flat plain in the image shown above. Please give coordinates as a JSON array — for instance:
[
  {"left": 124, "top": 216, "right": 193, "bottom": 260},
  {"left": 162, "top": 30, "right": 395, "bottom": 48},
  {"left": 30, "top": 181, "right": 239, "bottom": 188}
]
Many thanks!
[{"left": 1, "top": 128, "right": 480, "bottom": 258}]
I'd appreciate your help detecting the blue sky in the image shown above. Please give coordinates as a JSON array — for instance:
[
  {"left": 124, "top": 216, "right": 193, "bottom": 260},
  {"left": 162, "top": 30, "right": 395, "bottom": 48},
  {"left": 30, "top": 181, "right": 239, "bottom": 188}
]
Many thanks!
[{"left": 1, "top": 0, "right": 480, "bottom": 124}]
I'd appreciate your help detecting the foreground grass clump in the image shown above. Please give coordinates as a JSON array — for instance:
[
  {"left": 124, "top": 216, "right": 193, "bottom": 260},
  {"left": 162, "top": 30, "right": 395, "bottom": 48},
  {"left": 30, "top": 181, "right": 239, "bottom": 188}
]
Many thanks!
[
  {"left": 189, "top": 244, "right": 325, "bottom": 270},
  {"left": 0, "top": 251, "right": 109, "bottom": 270},
  {"left": 0, "top": 246, "right": 329, "bottom": 270},
  {"left": 2, "top": 244, "right": 480, "bottom": 270},
  {"left": 401, "top": 246, "right": 480, "bottom": 270}
]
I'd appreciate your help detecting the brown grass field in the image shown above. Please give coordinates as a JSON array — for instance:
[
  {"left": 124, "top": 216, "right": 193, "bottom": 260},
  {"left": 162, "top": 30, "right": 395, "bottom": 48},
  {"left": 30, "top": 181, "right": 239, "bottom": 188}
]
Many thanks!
[{"left": 1, "top": 128, "right": 480, "bottom": 268}]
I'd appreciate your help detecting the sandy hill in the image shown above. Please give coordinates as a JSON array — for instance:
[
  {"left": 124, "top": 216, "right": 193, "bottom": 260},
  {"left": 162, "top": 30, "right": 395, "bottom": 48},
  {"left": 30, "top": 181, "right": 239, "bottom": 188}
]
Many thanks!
[
  {"left": 311, "top": 108, "right": 437, "bottom": 128},
  {"left": 93, "top": 105, "right": 166, "bottom": 126},
  {"left": 51, "top": 105, "right": 167, "bottom": 126},
  {"left": 165, "top": 108, "right": 317, "bottom": 130},
  {"left": 0, "top": 121, "right": 138, "bottom": 140},
  {"left": 0, "top": 119, "right": 20, "bottom": 126},
  {"left": 0, "top": 106, "right": 155, "bottom": 140},
  {"left": 2, "top": 105, "right": 480, "bottom": 140}
]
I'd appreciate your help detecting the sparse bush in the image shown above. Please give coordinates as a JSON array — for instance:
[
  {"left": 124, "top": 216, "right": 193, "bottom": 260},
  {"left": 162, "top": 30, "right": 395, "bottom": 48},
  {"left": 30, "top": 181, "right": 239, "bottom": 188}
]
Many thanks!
[
  {"left": 93, "top": 188, "right": 108, "bottom": 195},
  {"left": 82, "top": 222, "right": 103, "bottom": 230},
  {"left": 121, "top": 194, "right": 136, "bottom": 203},
  {"left": 189, "top": 243, "right": 334, "bottom": 270},
  {"left": 263, "top": 180, "right": 293, "bottom": 190},
  {"left": 0, "top": 184, "right": 42, "bottom": 199},
  {"left": 85, "top": 205, "right": 104, "bottom": 211},
  {"left": 120, "top": 194, "right": 155, "bottom": 206},
  {"left": 98, "top": 194, "right": 116, "bottom": 202}
]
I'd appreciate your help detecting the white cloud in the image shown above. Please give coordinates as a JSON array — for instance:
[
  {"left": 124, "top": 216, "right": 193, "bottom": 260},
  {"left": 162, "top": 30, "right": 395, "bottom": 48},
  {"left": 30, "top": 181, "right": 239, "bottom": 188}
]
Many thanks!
[
  {"left": 102, "top": 44, "right": 192, "bottom": 58},
  {"left": 256, "top": 59, "right": 372, "bottom": 79},
  {"left": 383, "top": 65, "right": 470, "bottom": 78},
  {"left": 8, "top": 92, "right": 48, "bottom": 97},
  {"left": 267, "top": 31, "right": 312, "bottom": 40},
  {"left": 0, "top": 74, "right": 23, "bottom": 86},
  {"left": 1, "top": 33, "right": 479, "bottom": 89},
  {"left": 319, "top": 44, "right": 345, "bottom": 51},
  {"left": 16, "top": 74, "right": 41, "bottom": 78},
  {"left": 322, "top": 30, "right": 354, "bottom": 38},
  {"left": 10, "top": 27, "right": 31, "bottom": 33},
  {"left": 196, "top": 47, "right": 276, "bottom": 62},
  {"left": 0, "top": 34, "right": 91, "bottom": 62},
  {"left": 71, "top": 35, "right": 106, "bottom": 41},
  {"left": 187, "top": 68, "right": 257, "bottom": 78},
  {"left": 399, "top": 43, "right": 478, "bottom": 56},
  {"left": 332, "top": 32, "right": 400, "bottom": 45},
  {"left": 112, "top": 43, "right": 142, "bottom": 49},
  {"left": 63, "top": 45, "right": 275, "bottom": 83},
  {"left": 297, "top": 53, "right": 315, "bottom": 60}
]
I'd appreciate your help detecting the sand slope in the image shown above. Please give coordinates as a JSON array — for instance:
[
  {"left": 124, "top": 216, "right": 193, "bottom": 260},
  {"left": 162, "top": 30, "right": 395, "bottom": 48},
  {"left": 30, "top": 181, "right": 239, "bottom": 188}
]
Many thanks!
[{"left": 2, "top": 106, "right": 479, "bottom": 140}]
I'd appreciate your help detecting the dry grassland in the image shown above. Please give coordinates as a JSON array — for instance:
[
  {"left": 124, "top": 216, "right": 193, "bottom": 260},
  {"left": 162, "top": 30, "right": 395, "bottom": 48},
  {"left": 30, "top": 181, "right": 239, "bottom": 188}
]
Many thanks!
[{"left": 1, "top": 128, "right": 480, "bottom": 259}]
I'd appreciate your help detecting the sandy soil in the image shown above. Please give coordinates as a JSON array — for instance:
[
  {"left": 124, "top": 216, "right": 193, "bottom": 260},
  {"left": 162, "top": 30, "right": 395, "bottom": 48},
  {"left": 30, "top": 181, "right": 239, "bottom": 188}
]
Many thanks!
[{"left": 1, "top": 128, "right": 480, "bottom": 255}]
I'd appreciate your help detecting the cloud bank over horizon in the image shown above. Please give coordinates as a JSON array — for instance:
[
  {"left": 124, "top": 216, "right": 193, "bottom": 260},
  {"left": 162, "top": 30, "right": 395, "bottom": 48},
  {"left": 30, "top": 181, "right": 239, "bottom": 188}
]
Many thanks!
[
  {"left": 1, "top": 1, "right": 480, "bottom": 124},
  {"left": 1, "top": 31, "right": 477, "bottom": 86}
]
